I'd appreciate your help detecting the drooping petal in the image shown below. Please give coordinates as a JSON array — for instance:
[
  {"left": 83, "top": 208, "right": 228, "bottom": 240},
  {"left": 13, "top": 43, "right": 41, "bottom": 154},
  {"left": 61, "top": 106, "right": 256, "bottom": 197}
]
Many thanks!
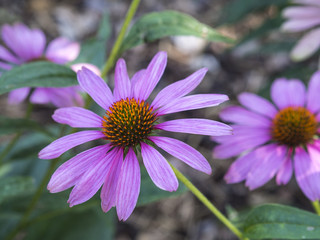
[
  {"left": 39, "top": 130, "right": 105, "bottom": 159},
  {"left": 134, "top": 51, "right": 167, "bottom": 100},
  {"left": 152, "top": 68, "right": 208, "bottom": 109},
  {"left": 101, "top": 148, "right": 123, "bottom": 213},
  {"left": 68, "top": 147, "right": 118, "bottom": 207},
  {"left": 48, "top": 144, "right": 110, "bottom": 193},
  {"left": 245, "top": 144, "right": 287, "bottom": 190},
  {"left": 158, "top": 94, "right": 228, "bottom": 115},
  {"left": 224, "top": 149, "right": 258, "bottom": 184},
  {"left": 45, "top": 37, "right": 80, "bottom": 64},
  {"left": 271, "top": 78, "right": 306, "bottom": 108},
  {"left": 283, "top": 6, "right": 320, "bottom": 19},
  {"left": 2, "top": 23, "right": 46, "bottom": 61},
  {"left": 213, "top": 126, "right": 271, "bottom": 159},
  {"left": 156, "top": 118, "right": 232, "bottom": 136},
  {"left": 290, "top": 27, "right": 320, "bottom": 61},
  {"left": 150, "top": 136, "right": 211, "bottom": 174},
  {"left": 77, "top": 67, "right": 114, "bottom": 110},
  {"left": 238, "top": 92, "right": 277, "bottom": 119},
  {"left": 141, "top": 142, "right": 178, "bottom": 191},
  {"left": 46, "top": 87, "right": 84, "bottom": 108},
  {"left": 8, "top": 87, "right": 31, "bottom": 104},
  {"left": 220, "top": 106, "right": 272, "bottom": 128},
  {"left": 116, "top": 148, "right": 140, "bottom": 221},
  {"left": 281, "top": 18, "right": 320, "bottom": 32},
  {"left": 276, "top": 152, "right": 293, "bottom": 185},
  {"left": 0, "top": 44, "right": 20, "bottom": 64},
  {"left": 113, "top": 58, "right": 131, "bottom": 101},
  {"left": 29, "top": 88, "right": 51, "bottom": 105},
  {"left": 295, "top": 146, "right": 320, "bottom": 201},
  {"left": 53, "top": 107, "right": 103, "bottom": 128},
  {"left": 307, "top": 70, "right": 320, "bottom": 113}
]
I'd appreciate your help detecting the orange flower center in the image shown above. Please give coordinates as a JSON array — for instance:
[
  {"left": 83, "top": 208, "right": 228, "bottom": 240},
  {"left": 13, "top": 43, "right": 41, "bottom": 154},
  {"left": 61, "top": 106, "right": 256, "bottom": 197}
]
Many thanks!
[
  {"left": 102, "top": 98, "right": 157, "bottom": 147},
  {"left": 271, "top": 106, "right": 317, "bottom": 147}
]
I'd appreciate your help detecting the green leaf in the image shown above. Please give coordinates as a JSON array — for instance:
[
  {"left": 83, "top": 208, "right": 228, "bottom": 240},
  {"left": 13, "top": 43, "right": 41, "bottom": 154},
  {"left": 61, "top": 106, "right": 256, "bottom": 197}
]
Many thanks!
[
  {"left": 0, "top": 176, "right": 35, "bottom": 203},
  {"left": 121, "top": 10, "right": 234, "bottom": 53},
  {"left": 219, "top": 0, "right": 288, "bottom": 24},
  {"left": 241, "top": 204, "right": 320, "bottom": 239},
  {"left": 0, "top": 61, "right": 77, "bottom": 95},
  {"left": 0, "top": 116, "right": 49, "bottom": 136},
  {"left": 138, "top": 166, "right": 187, "bottom": 206},
  {"left": 24, "top": 206, "right": 115, "bottom": 240}
]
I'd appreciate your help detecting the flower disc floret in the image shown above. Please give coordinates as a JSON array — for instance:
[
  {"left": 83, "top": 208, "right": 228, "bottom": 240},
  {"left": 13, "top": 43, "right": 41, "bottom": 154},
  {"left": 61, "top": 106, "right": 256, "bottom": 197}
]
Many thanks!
[
  {"left": 271, "top": 106, "right": 317, "bottom": 146},
  {"left": 102, "top": 98, "right": 157, "bottom": 147}
]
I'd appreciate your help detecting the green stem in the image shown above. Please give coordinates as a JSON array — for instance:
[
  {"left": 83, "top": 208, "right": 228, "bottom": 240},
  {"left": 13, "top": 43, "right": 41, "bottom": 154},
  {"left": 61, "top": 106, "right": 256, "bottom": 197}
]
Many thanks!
[
  {"left": 100, "top": 0, "right": 141, "bottom": 78},
  {"left": 5, "top": 157, "right": 61, "bottom": 240},
  {"left": 0, "top": 102, "right": 34, "bottom": 164},
  {"left": 312, "top": 200, "right": 320, "bottom": 215},
  {"left": 170, "top": 163, "right": 247, "bottom": 240}
]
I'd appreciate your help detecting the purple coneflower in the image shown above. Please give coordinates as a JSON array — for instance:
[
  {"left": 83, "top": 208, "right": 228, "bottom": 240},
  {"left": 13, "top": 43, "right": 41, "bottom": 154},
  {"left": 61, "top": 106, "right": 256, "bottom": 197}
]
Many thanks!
[
  {"left": 281, "top": 0, "right": 320, "bottom": 61},
  {"left": 0, "top": 23, "right": 84, "bottom": 107},
  {"left": 39, "top": 51, "right": 232, "bottom": 220},
  {"left": 213, "top": 71, "right": 320, "bottom": 201}
]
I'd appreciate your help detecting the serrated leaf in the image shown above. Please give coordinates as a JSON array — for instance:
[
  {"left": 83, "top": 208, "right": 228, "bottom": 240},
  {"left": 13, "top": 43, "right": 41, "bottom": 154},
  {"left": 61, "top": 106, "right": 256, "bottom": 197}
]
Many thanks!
[
  {"left": 121, "top": 10, "right": 234, "bottom": 53},
  {"left": 0, "top": 116, "right": 49, "bottom": 136},
  {"left": 242, "top": 204, "right": 320, "bottom": 239},
  {"left": 0, "top": 61, "right": 77, "bottom": 95},
  {"left": 0, "top": 176, "right": 35, "bottom": 203}
]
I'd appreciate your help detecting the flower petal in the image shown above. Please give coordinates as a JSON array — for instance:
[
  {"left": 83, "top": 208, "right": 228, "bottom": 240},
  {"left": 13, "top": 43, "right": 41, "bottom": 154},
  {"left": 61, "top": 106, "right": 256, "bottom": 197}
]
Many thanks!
[
  {"left": 291, "top": 27, "right": 320, "bottom": 61},
  {"left": 53, "top": 107, "right": 103, "bottom": 128},
  {"left": 101, "top": 148, "right": 123, "bottom": 213},
  {"left": 45, "top": 37, "right": 80, "bottom": 64},
  {"left": 150, "top": 136, "right": 211, "bottom": 174},
  {"left": 2, "top": 23, "right": 45, "bottom": 61},
  {"left": 295, "top": 145, "right": 320, "bottom": 201},
  {"left": 71, "top": 63, "right": 101, "bottom": 75},
  {"left": 116, "top": 148, "right": 140, "bottom": 221},
  {"left": 271, "top": 78, "right": 306, "bottom": 108},
  {"left": 213, "top": 126, "right": 271, "bottom": 159},
  {"left": 282, "top": 6, "right": 320, "bottom": 19},
  {"left": 281, "top": 18, "right": 320, "bottom": 32},
  {"left": 134, "top": 51, "right": 167, "bottom": 100},
  {"left": 307, "top": 70, "right": 320, "bottom": 113},
  {"left": 68, "top": 147, "right": 118, "bottom": 207},
  {"left": 113, "top": 58, "right": 131, "bottom": 101},
  {"left": 158, "top": 94, "right": 228, "bottom": 115},
  {"left": 0, "top": 44, "right": 20, "bottom": 64},
  {"left": 152, "top": 68, "right": 207, "bottom": 109},
  {"left": 293, "top": 0, "right": 320, "bottom": 6},
  {"left": 220, "top": 106, "right": 271, "bottom": 127},
  {"left": 141, "top": 142, "right": 178, "bottom": 191},
  {"left": 238, "top": 92, "right": 277, "bottom": 118},
  {"left": 245, "top": 144, "right": 287, "bottom": 190},
  {"left": 276, "top": 152, "right": 293, "bottom": 185},
  {"left": 48, "top": 144, "right": 110, "bottom": 193},
  {"left": 39, "top": 130, "right": 105, "bottom": 159},
  {"left": 8, "top": 87, "right": 30, "bottom": 104},
  {"left": 77, "top": 67, "right": 114, "bottom": 110},
  {"left": 29, "top": 88, "right": 50, "bottom": 105},
  {"left": 156, "top": 118, "right": 232, "bottom": 136}
]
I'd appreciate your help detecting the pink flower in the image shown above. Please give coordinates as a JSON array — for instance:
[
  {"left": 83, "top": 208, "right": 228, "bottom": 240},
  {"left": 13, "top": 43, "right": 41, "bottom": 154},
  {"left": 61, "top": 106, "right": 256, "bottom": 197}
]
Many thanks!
[
  {"left": 213, "top": 71, "right": 320, "bottom": 201},
  {"left": 281, "top": 0, "right": 320, "bottom": 61},
  {"left": 39, "top": 52, "right": 232, "bottom": 220},
  {"left": 0, "top": 23, "right": 84, "bottom": 107}
]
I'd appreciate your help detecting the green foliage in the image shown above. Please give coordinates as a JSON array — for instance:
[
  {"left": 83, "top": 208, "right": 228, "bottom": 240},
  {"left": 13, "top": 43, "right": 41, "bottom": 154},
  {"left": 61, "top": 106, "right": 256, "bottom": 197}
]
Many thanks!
[
  {"left": 74, "top": 12, "right": 111, "bottom": 68},
  {"left": 0, "top": 176, "right": 35, "bottom": 203},
  {"left": 0, "top": 61, "right": 77, "bottom": 95},
  {"left": 120, "top": 10, "right": 234, "bottom": 53},
  {"left": 0, "top": 116, "right": 49, "bottom": 136},
  {"left": 241, "top": 204, "right": 320, "bottom": 239},
  {"left": 219, "top": 0, "right": 288, "bottom": 24}
]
